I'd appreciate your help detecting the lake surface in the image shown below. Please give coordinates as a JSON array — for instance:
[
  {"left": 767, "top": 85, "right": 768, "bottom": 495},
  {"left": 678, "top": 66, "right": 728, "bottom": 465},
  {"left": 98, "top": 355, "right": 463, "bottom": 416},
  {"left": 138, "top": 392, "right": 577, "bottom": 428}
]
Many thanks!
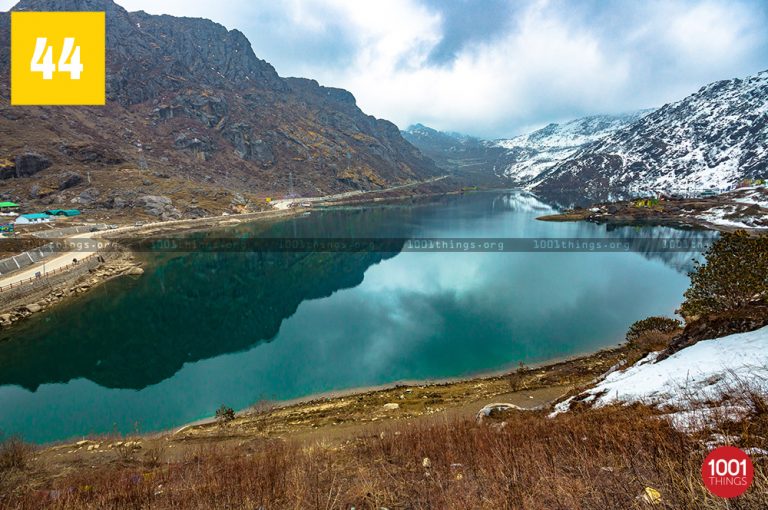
[{"left": 0, "top": 191, "right": 712, "bottom": 443}]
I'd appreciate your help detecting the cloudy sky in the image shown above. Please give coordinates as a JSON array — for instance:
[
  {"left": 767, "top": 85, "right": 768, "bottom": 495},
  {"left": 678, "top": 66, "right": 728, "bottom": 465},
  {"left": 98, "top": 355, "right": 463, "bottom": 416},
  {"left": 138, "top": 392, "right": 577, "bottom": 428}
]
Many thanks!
[{"left": 5, "top": 0, "right": 768, "bottom": 137}]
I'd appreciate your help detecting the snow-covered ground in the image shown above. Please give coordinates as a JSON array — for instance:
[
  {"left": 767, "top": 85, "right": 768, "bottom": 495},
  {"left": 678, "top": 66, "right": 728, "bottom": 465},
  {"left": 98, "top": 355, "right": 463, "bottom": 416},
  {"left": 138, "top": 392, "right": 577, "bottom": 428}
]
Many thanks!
[
  {"left": 734, "top": 187, "right": 768, "bottom": 209},
  {"left": 697, "top": 205, "right": 767, "bottom": 229},
  {"left": 695, "top": 188, "right": 768, "bottom": 229},
  {"left": 553, "top": 326, "right": 768, "bottom": 429}
]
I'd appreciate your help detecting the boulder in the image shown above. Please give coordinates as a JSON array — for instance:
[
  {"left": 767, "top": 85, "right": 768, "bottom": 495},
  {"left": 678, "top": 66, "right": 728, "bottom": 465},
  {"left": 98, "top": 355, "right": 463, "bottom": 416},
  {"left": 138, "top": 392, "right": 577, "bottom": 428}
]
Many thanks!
[
  {"left": 383, "top": 403, "right": 400, "bottom": 411},
  {"left": 58, "top": 172, "right": 84, "bottom": 190},
  {"left": 78, "top": 188, "right": 101, "bottom": 205},
  {"left": 59, "top": 144, "right": 124, "bottom": 165},
  {"left": 140, "top": 195, "right": 172, "bottom": 209},
  {"left": 138, "top": 195, "right": 181, "bottom": 219},
  {"left": 24, "top": 304, "right": 42, "bottom": 313},
  {"left": 0, "top": 159, "right": 15, "bottom": 180},
  {"left": 174, "top": 133, "right": 216, "bottom": 156},
  {"left": 476, "top": 403, "right": 525, "bottom": 423},
  {"left": 15, "top": 153, "right": 52, "bottom": 177}
]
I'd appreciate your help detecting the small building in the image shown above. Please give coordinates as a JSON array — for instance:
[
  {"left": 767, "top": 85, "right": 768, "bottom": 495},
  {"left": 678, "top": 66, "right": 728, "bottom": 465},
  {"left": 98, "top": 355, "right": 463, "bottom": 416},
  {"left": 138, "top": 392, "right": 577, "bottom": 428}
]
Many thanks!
[
  {"left": 15, "top": 213, "right": 52, "bottom": 225},
  {"left": 44, "top": 209, "right": 81, "bottom": 217},
  {"left": 0, "top": 202, "right": 19, "bottom": 214}
]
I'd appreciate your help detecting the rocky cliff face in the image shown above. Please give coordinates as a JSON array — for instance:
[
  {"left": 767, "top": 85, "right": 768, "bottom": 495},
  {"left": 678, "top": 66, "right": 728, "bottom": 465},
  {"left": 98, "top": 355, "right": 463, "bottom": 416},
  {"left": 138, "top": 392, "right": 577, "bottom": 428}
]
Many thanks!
[
  {"left": 533, "top": 70, "right": 768, "bottom": 193},
  {"left": 0, "top": 0, "right": 438, "bottom": 216}
]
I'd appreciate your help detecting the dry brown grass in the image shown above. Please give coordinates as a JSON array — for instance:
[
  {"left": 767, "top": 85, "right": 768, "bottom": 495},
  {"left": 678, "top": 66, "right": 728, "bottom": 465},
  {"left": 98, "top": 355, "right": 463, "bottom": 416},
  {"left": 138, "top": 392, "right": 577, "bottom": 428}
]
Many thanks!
[{"left": 2, "top": 400, "right": 766, "bottom": 510}]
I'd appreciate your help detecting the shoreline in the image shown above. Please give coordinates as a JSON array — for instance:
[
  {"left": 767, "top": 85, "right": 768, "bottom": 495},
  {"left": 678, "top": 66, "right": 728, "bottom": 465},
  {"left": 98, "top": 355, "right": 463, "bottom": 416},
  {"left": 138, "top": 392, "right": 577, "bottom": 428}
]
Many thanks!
[
  {"left": 536, "top": 187, "right": 768, "bottom": 233},
  {"left": 41, "top": 338, "right": 632, "bottom": 448},
  {"left": 0, "top": 208, "right": 306, "bottom": 328},
  {"left": 0, "top": 180, "right": 502, "bottom": 329},
  {"left": 169, "top": 341, "right": 631, "bottom": 442}
]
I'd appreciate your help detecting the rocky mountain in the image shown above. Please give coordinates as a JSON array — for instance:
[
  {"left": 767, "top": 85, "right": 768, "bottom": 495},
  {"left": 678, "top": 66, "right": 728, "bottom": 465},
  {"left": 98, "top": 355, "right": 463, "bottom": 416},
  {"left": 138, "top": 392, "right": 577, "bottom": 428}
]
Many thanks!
[
  {"left": 401, "top": 124, "right": 510, "bottom": 186},
  {"left": 0, "top": 0, "right": 439, "bottom": 217},
  {"left": 533, "top": 70, "right": 768, "bottom": 194},
  {"left": 402, "top": 113, "right": 648, "bottom": 187}
]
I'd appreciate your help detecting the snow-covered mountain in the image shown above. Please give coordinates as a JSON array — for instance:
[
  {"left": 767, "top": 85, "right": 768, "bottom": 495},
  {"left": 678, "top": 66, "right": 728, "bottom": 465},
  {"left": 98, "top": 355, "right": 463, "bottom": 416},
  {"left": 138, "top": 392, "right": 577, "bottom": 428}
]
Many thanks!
[
  {"left": 493, "top": 112, "right": 652, "bottom": 182},
  {"left": 534, "top": 70, "right": 768, "bottom": 193},
  {"left": 402, "top": 114, "right": 648, "bottom": 186}
]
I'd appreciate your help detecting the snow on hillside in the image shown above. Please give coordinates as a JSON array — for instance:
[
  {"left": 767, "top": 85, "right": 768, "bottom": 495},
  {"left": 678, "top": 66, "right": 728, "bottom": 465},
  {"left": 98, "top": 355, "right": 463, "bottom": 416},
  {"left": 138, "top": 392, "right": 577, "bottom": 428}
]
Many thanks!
[
  {"left": 696, "top": 186, "right": 768, "bottom": 229},
  {"left": 735, "top": 186, "right": 768, "bottom": 209},
  {"left": 493, "top": 112, "right": 652, "bottom": 181},
  {"left": 535, "top": 70, "right": 768, "bottom": 193},
  {"left": 553, "top": 326, "right": 768, "bottom": 429}
]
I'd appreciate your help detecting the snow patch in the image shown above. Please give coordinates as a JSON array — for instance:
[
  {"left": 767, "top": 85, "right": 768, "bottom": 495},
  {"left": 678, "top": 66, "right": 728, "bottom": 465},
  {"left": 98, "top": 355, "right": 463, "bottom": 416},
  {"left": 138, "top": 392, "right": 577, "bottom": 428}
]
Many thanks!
[{"left": 553, "top": 326, "right": 768, "bottom": 430}]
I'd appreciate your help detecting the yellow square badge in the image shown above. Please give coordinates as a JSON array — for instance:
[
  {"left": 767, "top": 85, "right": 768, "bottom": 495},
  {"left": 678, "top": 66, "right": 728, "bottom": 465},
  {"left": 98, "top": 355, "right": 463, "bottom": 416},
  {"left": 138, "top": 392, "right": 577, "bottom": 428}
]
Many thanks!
[{"left": 11, "top": 12, "right": 105, "bottom": 106}]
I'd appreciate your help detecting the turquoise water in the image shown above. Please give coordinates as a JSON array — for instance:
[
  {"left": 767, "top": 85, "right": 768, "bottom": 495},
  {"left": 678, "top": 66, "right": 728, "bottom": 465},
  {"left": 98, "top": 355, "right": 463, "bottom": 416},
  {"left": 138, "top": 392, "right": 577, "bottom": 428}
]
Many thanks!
[{"left": 0, "top": 192, "right": 709, "bottom": 443}]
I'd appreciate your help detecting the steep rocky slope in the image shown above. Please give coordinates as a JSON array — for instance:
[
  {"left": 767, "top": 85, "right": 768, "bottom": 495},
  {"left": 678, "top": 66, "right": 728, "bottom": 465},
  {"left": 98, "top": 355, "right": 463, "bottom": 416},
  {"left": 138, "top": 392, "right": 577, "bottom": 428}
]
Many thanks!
[
  {"left": 0, "top": 0, "right": 439, "bottom": 217},
  {"left": 534, "top": 70, "right": 768, "bottom": 194}
]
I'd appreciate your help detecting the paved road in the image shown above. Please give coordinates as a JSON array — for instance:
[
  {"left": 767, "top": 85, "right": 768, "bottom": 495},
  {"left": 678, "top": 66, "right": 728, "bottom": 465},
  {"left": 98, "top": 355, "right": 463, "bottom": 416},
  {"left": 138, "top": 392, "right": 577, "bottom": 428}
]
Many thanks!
[
  {"left": 271, "top": 175, "right": 449, "bottom": 210},
  {"left": 0, "top": 232, "right": 100, "bottom": 289}
]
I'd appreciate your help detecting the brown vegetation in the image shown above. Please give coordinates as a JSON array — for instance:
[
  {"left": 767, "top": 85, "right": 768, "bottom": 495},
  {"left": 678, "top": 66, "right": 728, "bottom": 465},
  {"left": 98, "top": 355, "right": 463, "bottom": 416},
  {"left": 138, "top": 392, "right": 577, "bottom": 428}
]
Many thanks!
[{"left": 1, "top": 399, "right": 766, "bottom": 509}]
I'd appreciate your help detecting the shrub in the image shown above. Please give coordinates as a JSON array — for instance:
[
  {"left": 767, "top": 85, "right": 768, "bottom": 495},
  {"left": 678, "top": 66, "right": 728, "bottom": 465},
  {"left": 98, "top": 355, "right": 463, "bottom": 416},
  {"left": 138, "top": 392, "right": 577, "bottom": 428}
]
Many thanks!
[
  {"left": 215, "top": 404, "right": 236, "bottom": 425},
  {"left": 508, "top": 362, "right": 529, "bottom": 391},
  {"left": 626, "top": 317, "right": 682, "bottom": 343},
  {"left": 681, "top": 231, "right": 768, "bottom": 318},
  {"left": 0, "top": 435, "right": 32, "bottom": 470}
]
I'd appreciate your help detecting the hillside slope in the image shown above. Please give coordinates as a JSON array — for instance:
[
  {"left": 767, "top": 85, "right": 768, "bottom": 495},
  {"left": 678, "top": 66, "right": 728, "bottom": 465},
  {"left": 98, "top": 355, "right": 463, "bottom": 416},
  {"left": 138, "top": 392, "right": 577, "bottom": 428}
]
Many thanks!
[
  {"left": 0, "top": 0, "right": 439, "bottom": 217},
  {"left": 534, "top": 70, "right": 768, "bottom": 193},
  {"left": 400, "top": 124, "right": 511, "bottom": 186}
]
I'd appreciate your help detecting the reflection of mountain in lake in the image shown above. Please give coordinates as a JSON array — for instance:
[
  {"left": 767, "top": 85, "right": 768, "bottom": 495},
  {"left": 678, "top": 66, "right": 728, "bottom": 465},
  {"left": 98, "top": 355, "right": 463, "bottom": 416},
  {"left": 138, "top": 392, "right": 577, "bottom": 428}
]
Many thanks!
[
  {"left": 532, "top": 189, "right": 635, "bottom": 210},
  {"left": 530, "top": 192, "right": 716, "bottom": 275},
  {"left": 604, "top": 226, "right": 716, "bottom": 275},
  {"left": 0, "top": 246, "right": 402, "bottom": 391}
]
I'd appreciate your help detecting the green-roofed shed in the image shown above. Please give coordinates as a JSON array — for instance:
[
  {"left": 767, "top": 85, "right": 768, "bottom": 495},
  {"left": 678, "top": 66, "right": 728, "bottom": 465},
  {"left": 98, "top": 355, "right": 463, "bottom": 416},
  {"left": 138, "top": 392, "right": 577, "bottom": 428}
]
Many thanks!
[
  {"left": 44, "top": 209, "right": 82, "bottom": 217},
  {"left": 0, "top": 202, "right": 19, "bottom": 209}
]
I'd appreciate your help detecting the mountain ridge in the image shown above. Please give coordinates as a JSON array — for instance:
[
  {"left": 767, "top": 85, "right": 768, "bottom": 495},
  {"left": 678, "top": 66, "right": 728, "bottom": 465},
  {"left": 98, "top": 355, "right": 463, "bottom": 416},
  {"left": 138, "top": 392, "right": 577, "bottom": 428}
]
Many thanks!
[
  {"left": 402, "top": 112, "right": 648, "bottom": 187},
  {"left": 0, "top": 0, "right": 440, "bottom": 218},
  {"left": 533, "top": 69, "right": 768, "bottom": 193}
]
